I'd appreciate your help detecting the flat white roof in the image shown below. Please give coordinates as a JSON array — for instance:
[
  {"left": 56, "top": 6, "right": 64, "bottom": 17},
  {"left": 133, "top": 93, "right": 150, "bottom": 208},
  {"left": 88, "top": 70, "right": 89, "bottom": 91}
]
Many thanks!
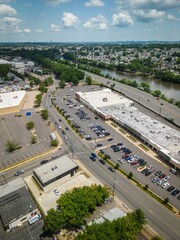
[
  {"left": 33, "top": 155, "right": 78, "bottom": 184},
  {"left": 0, "top": 90, "right": 26, "bottom": 109},
  {"left": 77, "top": 89, "right": 133, "bottom": 108}
]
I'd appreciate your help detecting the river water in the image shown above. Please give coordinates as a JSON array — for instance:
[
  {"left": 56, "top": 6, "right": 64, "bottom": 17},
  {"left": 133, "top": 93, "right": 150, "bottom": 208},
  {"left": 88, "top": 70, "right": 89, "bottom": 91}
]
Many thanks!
[{"left": 100, "top": 69, "right": 180, "bottom": 101}]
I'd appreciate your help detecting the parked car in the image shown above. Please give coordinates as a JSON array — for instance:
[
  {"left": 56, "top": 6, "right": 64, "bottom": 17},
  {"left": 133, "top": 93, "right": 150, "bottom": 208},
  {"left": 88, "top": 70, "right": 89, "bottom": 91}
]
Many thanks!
[
  {"left": 155, "top": 170, "right": 162, "bottom": 176},
  {"left": 171, "top": 189, "right": 180, "bottom": 196},
  {"left": 99, "top": 159, "right": 106, "bottom": 165},
  {"left": 167, "top": 186, "right": 175, "bottom": 192},
  {"left": 91, "top": 153, "right": 97, "bottom": 158},
  {"left": 53, "top": 188, "right": 60, "bottom": 196},
  {"left": 159, "top": 173, "right": 166, "bottom": 179},
  {"left": 90, "top": 156, "right": 96, "bottom": 161},
  {"left": 40, "top": 160, "right": 49, "bottom": 165},
  {"left": 108, "top": 167, "right": 115, "bottom": 173},
  {"left": 14, "top": 170, "right": 24, "bottom": 176},
  {"left": 152, "top": 177, "right": 158, "bottom": 183},
  {"left": 99, "top": 149, "right": 104, "bottom": 154},
  {"left": 162, "top": 182, "right": 170, "bottom": 189},
  {"left": 108, "top": 138, "right": 113, "bottom": 141},
  {"left": 163, "top": 176, "right": 170, "bottom": 181},
  {"left": 96, "top": 143, "right": 103, "bottom": 147}
]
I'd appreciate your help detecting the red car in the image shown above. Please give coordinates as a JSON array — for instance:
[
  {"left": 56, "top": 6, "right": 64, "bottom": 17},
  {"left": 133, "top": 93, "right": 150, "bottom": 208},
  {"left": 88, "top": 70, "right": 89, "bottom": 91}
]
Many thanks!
[
  {"left": 159, "top": 173, "right": 166, "bottom": 179},
  {"left": 131, "top": 161, "right": 138, "bottom": 166}
]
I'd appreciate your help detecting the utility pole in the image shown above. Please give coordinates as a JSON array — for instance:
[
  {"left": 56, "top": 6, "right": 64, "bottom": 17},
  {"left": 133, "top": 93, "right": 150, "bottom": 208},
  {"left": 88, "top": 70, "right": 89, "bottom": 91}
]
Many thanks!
[{"left": 113, "top": 174, "right": 117, "bottom": 198}]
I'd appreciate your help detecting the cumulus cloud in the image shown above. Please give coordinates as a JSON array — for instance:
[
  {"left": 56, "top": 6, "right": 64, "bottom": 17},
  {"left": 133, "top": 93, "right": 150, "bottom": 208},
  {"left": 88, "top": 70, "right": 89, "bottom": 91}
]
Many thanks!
[
  {"left": 115, "top": 0, "right": 180, "bottom": 10},
  {"left": 83, "top": 15, "right": 107, "bottom": 30},
  {"left": 112, "top": 12, "right": 133, "bottom": 27},
  {"left": 50, "top": 23, "right": 60, "bottom": 31},
  {"left": 0, "top": 4, "right": 17, "bottom": 15},
  {"left": 85, "top": 0, "right": 104, "bottom": 7},
  {"left": 134, "top": 9, "right": 165, "bottom": 23},
  {"left": 0, "top": 17, "right": 21, "bottom": 33},
  {"left": 167, "top": 14, "right": 180, "bottom": 21},
  {"left": 44, "top": 0, "right": 71, "bottom": 6},
  {"left": 62, "top": 12, "right": 80, "bottom": 28},
  {"left": 24, "top": 28, "right": 31, "bottom": 33},
  {"left": 1, "top": 16, "right": 21, "bottom": 25}
]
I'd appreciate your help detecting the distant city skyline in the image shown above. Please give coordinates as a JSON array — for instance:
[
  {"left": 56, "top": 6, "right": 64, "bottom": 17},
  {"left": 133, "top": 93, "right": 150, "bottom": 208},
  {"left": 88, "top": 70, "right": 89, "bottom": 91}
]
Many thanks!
[{"left": 0, "top": 0, "right": 180, "bottom": 42}]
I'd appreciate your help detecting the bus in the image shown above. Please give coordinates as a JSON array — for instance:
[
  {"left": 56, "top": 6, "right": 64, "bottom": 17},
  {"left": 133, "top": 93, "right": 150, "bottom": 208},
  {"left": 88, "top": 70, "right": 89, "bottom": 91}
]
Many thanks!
[{"left": 28, "top": 214, "right": 41, "bottom": 225}]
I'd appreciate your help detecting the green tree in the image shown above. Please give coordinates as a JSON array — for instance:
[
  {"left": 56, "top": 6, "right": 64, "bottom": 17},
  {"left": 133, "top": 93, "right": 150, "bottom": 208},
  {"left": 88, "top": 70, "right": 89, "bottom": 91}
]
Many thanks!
[
  {"left": 59, "top": 79, "right": 66, "bottom": 88},
  {"left": 128, "top": 172, "right": 133, "bottom": 179},
  {"left": 175, "top": 101, "right": 180, "bottom": 108},
  {"left": 153, "top": 90, "right": 161, "bottom": 97},
  {"left": 51, "top": 139, "right": 58, "bottom": 146},
  {"left": 34, "top": 93, "right": 42, "bottom": 107},
  {"left": 140, "top": 82, "right": 151, "bottom": 92},
  {"left": 44, "top": 209, "right": 65, "bottom": 234},
  {"left": 0, "top": 64, "right": 10, "bottom": 78},
  {"left": 26, "top": 121, "right": 34, "bottom": 130},
  {"left": 163, "top": 198, "right": 169, "bottom": 204},
  {"left": 115, "top": 163, "right": 120, "bottom": 169},
  {"left": 144, "top": 184, "right": 149, "bottom": 190},
  {"left": 152, "top": 235, "right": 163, "bottom": 240},
  {"left": 41, "top": 110, "right": 49, "bottom": 120},
  {"left": 31, "top": 135, "right": 37, "bottom": 144},
  {"left": 86, "top": 75, "right": 92, "bottom": 85},
  {"left": 5, "top": 140, "right": 21, "bottom": 152}
]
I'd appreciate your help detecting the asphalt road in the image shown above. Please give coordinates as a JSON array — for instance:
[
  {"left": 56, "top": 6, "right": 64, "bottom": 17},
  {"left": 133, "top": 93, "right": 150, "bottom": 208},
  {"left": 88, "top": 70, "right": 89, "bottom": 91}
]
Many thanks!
[{"left": 84, "top": 71, "right": 180, "bottom": 127}]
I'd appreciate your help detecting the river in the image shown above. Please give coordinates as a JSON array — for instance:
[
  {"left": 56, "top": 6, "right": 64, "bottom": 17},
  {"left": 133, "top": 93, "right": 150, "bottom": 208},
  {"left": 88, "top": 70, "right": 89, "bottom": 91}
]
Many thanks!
[{"left": 100, "top": 69, "right": 180, "bottom": 101}]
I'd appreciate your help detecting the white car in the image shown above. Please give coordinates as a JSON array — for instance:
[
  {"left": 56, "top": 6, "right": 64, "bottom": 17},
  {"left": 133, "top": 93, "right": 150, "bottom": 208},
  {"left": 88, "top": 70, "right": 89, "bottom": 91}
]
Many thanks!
[
  {"left": 118, "top": 159, "right": 124, "bottom": 164},
  {"left": 53, "top": 188, "right": 60, "bottom": 196},
  {"left": 58, "top": 125, "right": 61, "bottom": 129},
  {"left": 162, "top": 182, "right": 170, "bottom": 189},
  {"left": 157, "top": 180, "right": 164, "bottom": 186},
  {"left": 163, "top": 176, "right": 170, "bottom": 181},
  {"left": 152, "top": 177, "right": 158, "bottom": 183}
]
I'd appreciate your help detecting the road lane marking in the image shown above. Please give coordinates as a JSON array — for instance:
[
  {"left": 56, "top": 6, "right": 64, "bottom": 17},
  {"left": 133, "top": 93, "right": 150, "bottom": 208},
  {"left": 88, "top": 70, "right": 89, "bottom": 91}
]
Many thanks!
[{"left": 148, "top": 209, "right": 154, "bottom": 214}]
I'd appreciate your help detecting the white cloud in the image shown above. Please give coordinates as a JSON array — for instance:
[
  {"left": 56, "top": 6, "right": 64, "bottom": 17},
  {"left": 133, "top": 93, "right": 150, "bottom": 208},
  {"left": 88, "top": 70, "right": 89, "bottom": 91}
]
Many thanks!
[
  {"left": 0, "top": 4, "right": 17, "bottom": 15},
  {"left": 134, "top": 9, "right": 165, "bottom": 23},
  {"left": 83, "top": 15, "right": 107, "bottom": 30},
  {"left": 35, "top": 29, "right": 44, "bottom": 32},
  {"left": 44, "top": 0, "right": 71, "bottom": 6},
  {"left": 50, "top": 23, "right": 60, "bottom": 31},
  {"left": 24, "top": 28, "right": 31, "bottom": 33},
  {"left": 112, "top": 12, "right": 133, "bottom": 27},
  {"left": 167, "top": 14, "right": 180, "bottom": 21},
  {"left": 85, "top": 0, "right": 104, "bottom": 7},
  {"left": 0, "top": 17, "right": 22, "bottom": 33},
  {"left": 62, "top": 12, "right": 80, "bottom": 28},
  {"left": 115, "top": 0, "right": 180, "bottom": 10},
  {"left": 1, "top": 16, "right": 21, "bottom": 25}
]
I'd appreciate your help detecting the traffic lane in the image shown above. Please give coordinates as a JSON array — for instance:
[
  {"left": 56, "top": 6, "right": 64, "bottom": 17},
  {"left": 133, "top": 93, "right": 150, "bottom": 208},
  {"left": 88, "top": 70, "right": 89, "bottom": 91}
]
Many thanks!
[{"left": 77, "top": 151, "right": 180, "bottom": 240}]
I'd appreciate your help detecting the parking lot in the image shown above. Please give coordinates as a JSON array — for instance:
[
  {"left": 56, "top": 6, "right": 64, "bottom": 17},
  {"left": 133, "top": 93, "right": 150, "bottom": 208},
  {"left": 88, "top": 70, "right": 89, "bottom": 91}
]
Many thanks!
[
  {"left": 52, "top": 85, "right": 180, "bottom": 209},
  {"left": 0, "top": 110, "right": 52, "bottom": 170}
]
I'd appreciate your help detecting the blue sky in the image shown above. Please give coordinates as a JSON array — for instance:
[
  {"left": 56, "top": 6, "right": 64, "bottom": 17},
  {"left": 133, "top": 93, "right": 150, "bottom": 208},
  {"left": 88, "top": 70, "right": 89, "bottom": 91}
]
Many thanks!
[{"left": 0, "top": 0, "right": 179, "bottom": 42}]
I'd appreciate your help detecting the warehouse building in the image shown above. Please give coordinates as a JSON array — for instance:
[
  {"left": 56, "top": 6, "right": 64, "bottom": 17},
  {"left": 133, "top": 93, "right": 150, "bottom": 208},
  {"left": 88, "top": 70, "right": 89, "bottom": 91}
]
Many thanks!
[
  {"left": 76, "top": 89, "right": 180, "bottom": 170},
  {"left": 0, "top": 90, "right": 27, "bottom": 115},
  {"left": 0, "top": 178, "right": 38, "bottom": 231},
  {"left": 33, "top": 155, "right": 79, "bottom": 191}
]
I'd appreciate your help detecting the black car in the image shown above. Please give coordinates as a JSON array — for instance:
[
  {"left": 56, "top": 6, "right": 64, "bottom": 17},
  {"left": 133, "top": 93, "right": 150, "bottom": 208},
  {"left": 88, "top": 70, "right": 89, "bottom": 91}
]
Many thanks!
[
  {"left": 141, "top": 168, "right": 148, "bottom": 174},
  {"left": 155, "top": 170, "right": 162, "bottom": 176},
  {"left": 108, "top": 138, "right": 113, "bottom": 141},
  {"left": 167, "top": 186, "right": 175, "bottom": 192},
  {"left": 40, "top": 160, "right": 49, "bottom": 165},
  {"left": 99, "top": 149, "right": 104, "bottom": 154},
  {"left": 14, "top": 170, "right": 24, "bottom": 176},
  {"left": 62, "top": 130, "right": 66, "bottom": 135},
  {"left": 117, "top": 143, "right": 123, "bottom": 146},
  {"left": 171, "top": 189, "right": 180, "bottom": 196},
  {"left": 108, "top": 167, "right": 115, "bottom": 173},
  {"left": 177, "top": 195, "right": 180, "bottom": 200},
  {"left": 96, "top": 143, "right": 103, "bottom": 147},
  {"left": 59, "top": 118, "right": 62, "bottom": 122},
  {"left": 65, "top": 127, "right": 69, "bottom": 131},
  {"left": 90, "top": 156, "right": 96, "bottom": 161},
  {"left": 105, "top": 154, "right": 111, "bottom": 159},
  {"left": 145, "top": 171, "right": 152, "bottom": 176},
  {"left": 99, "top": 159, "right": 106, "bottom": 165}
]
